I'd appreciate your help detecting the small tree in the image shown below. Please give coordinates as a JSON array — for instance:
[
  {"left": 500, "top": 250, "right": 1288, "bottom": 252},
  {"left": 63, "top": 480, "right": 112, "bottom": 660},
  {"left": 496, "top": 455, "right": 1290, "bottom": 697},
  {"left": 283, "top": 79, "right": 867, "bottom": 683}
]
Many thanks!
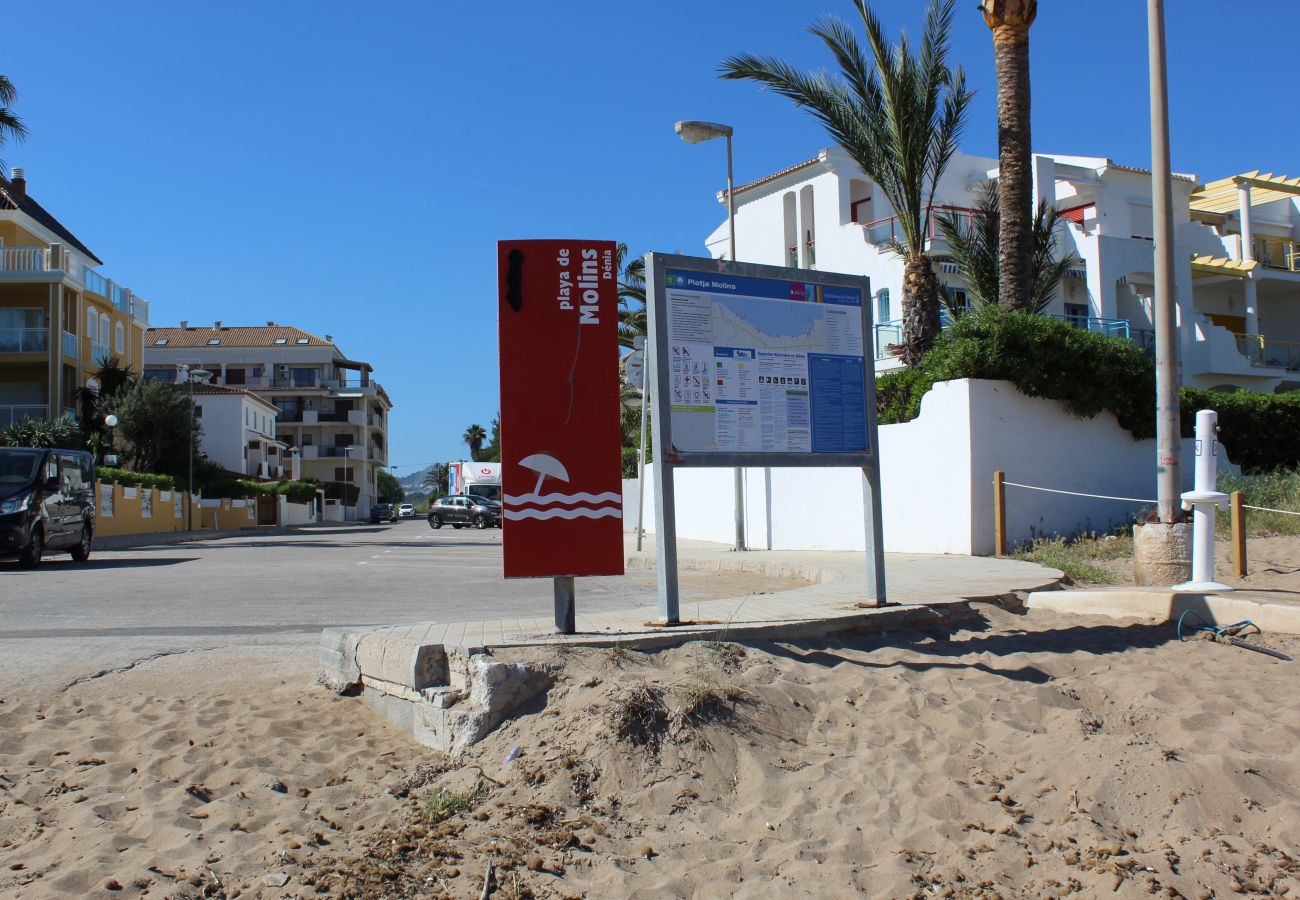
[
  {"left": 377, "top": 470, "right": 405, "bottom": 504},
  {"left": 109, "top": 380, "right": 201, "bottom": 484}
]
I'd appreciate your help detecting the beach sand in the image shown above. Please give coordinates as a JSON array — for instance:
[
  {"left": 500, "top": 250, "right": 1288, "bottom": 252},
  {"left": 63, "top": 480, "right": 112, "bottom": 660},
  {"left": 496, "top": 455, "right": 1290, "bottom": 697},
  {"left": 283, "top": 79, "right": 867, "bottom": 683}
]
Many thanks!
[{"left": 2, "top": 604, "right": 1297, "bottom": 899}]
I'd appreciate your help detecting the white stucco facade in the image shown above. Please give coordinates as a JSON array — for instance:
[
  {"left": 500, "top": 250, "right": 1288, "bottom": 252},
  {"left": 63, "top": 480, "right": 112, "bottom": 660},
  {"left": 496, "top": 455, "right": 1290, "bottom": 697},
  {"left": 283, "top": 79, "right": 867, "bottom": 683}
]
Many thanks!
[
  {"left": 703, "top": 147, "right": 1300, "bottom": 392},
  {"left": 190, "top": 385, "right": 286, "bottom": 479}
]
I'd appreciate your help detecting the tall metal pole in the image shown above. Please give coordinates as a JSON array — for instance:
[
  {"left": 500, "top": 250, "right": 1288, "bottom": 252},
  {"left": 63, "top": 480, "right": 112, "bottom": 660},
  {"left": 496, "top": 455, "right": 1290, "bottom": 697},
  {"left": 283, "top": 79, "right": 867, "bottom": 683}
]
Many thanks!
[
  {"left": 635, "top": 346, "right": 649, "bottom": 552},
  {"left": 726, "top": 132, "right": 746, "bottom": 552},
  {"left": 1148, "top": 0, "right": 1181, "bottom": 523},
  {"left": 186, "top": 367, "right": 194, "bottom": 531}
]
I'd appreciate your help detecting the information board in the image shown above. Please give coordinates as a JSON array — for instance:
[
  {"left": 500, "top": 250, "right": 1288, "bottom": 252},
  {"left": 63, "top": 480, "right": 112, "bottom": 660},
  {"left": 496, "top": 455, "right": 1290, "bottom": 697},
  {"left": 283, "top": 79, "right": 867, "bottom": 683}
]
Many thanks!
[
  {"left": 663, "top": 268, "right": 868, "bottom": 454},
  {"left": 646, "top": 254, "right": 884, "bottom": 623}
]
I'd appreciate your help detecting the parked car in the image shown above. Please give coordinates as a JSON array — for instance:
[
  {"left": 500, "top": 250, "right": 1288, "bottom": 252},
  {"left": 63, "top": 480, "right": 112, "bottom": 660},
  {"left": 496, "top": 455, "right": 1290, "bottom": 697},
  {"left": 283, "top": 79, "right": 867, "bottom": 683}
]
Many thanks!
[
  {"left": 369, "top": 502, "right": 398, "bottom": 524},
  {"left": 427, "top": 494, "right": 501, "bottom": 530},
  {"left": 397, "top": 503, "right": 416, "bottom": 519},
  {"left": 0, "top": 447, "right": 96, "bottom": 569}
]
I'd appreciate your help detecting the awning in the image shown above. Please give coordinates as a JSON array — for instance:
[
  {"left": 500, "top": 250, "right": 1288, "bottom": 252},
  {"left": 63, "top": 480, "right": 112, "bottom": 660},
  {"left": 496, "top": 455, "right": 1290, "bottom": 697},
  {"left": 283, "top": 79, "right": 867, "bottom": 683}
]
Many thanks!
[
  {"left": 1190, "top": 254, "right": 1257, "bottom": 278},
  {"left": 1189, "top": 171, "right": 1300, "bottom": 215}
]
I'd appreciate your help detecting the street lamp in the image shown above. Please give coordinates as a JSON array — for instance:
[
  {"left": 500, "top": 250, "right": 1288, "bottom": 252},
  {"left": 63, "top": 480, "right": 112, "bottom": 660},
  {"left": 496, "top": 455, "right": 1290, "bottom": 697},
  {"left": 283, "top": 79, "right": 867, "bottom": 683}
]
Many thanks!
[
  {"left": 675, "top": 118, "right": 746, "bottom": 552},
  {"left": 103, "top": 413, "right": 120, "bottom": 467},
  {"left": 179, "top": 364, "right": 212, "bottom": 530},
  {"left": 341, "top": 445, "right": 356, "bottom": 519}
]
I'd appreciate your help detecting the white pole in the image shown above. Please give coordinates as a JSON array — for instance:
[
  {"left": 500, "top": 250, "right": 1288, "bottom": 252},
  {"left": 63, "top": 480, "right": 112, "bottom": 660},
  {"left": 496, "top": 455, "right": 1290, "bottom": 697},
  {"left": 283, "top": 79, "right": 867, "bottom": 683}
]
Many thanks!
[
  {"left": 635, "top": 346, "right": 649, "bottom": 552},
  {"left": 726, "top": 132, "right": 746, "bottom": 553},
  {"left": 1174, "top": 409, "right": 1231, "bottom": 592}
]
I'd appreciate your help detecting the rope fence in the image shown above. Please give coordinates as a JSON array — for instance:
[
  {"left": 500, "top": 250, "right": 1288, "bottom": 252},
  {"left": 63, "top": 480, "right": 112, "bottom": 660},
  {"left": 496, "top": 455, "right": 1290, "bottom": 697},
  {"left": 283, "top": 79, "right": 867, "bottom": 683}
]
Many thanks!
[
  {"left": 991, "top": 470, "right": 1299, "bottom": 578},
  {"left": 1242, "top": 504, "right": 1300, "bottom": 517}
]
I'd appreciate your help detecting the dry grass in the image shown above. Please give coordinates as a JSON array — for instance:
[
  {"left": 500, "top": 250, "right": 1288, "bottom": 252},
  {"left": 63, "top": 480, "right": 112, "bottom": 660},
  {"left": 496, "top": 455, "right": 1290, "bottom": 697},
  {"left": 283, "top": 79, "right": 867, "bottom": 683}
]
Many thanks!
[{"left": 606, "top": 684, "right": 669, "bottom": 749}]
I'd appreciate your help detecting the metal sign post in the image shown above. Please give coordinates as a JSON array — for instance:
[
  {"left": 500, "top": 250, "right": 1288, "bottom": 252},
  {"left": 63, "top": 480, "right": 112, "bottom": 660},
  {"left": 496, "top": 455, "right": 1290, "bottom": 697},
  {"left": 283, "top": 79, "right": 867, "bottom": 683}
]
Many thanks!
[{"left": 646, "top": 253, "right": 884, "bottom": 624}]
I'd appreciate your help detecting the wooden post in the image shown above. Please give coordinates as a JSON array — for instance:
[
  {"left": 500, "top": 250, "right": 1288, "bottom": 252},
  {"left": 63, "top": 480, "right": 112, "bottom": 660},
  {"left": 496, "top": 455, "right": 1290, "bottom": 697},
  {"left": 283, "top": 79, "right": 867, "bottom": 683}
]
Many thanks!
[
  {"left": 1231, "top": 490, "right": 1246, "bottom": 578},
  {"left": 993, "top": 470, "right": 1006, "bottom": 557}
]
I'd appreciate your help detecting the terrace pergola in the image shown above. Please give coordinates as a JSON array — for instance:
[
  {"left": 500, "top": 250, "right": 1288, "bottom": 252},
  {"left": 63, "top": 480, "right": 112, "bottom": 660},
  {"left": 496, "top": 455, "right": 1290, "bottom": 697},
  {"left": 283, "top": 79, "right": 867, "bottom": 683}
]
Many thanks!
[{"left": 1188, "top": 171, "right": 1300, "bottom": 334}]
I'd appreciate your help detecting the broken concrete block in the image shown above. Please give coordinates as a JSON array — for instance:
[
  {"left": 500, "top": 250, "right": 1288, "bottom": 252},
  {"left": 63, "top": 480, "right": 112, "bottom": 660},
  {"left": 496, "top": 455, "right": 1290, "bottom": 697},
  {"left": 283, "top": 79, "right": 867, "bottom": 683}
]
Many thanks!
[
  {"left": 413, "top": 655, "right": 557, "bottom": 754},
  {"left": 317, "top": 627, "right": 364, "bottom": 693}
]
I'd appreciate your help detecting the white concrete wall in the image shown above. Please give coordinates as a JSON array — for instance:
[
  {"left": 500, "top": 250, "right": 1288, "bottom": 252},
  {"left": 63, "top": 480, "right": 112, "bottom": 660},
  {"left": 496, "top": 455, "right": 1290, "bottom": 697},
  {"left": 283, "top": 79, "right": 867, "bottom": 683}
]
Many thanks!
[
  {"left": 278, "top": 496, "right": 317, "bottom": 526},
  {"left": 626, "top": 379, "right": 1198, "bottom": 555}
]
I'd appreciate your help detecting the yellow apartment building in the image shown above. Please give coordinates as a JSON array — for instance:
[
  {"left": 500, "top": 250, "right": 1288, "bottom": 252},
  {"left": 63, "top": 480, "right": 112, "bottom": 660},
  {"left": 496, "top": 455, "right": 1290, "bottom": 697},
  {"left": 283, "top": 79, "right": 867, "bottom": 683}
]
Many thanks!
[{"left": 0, "top": 168, "right": 150, "bottom": 428}]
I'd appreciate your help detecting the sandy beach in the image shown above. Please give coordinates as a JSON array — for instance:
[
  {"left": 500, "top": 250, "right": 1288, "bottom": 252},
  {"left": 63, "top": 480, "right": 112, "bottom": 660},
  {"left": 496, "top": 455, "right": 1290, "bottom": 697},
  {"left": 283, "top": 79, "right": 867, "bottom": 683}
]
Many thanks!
[{"left": 2, "top": 601, "right": 1297, "bottom": 899}]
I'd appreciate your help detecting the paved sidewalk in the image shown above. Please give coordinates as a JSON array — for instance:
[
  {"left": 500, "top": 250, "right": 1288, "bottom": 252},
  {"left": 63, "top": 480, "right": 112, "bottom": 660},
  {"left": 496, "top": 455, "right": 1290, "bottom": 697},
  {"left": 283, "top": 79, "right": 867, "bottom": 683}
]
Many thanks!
[
  {"left": 324, "top": 535, "right": 1064, "bottom": 658},
  {"left": 93, "top": 522, "right": 371, "bottom": 551}
]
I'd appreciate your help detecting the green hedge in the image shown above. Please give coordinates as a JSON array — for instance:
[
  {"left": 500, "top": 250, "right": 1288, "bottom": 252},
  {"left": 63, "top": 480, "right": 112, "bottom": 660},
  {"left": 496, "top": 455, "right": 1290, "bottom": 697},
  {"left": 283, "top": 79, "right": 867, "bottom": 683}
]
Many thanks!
[
  {"left": 877, "top": 306, "right": 1300, "bottom": 472},
  {"left": 876, "top": 307, "right": 1156, "bottom": 438},
  {"left": 320, "top": 480, "right": 361, "bottom": 504},
  {"left": 203, "top": 478, "right": 321, "bottom": 502},
  {"left": 95, "top": 467, "right": 175, "bottom": 490},
  {"left": 1181, "top": 388, "right": 1300, "bottom": 473}
]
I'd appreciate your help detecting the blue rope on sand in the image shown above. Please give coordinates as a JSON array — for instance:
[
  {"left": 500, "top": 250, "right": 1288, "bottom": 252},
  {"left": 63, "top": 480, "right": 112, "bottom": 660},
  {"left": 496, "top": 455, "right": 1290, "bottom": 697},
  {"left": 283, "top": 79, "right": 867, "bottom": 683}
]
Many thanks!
[{"left": 1176, "top": 610, "right": 1292, "bottom": 661}]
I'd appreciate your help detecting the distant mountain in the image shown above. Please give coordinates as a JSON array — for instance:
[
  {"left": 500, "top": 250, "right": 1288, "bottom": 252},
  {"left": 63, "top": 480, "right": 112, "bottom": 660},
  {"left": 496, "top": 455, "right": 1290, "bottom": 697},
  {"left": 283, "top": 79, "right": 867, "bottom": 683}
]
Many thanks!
[{"left": 398, "top": 466, "right": 433, "bottom": 490}]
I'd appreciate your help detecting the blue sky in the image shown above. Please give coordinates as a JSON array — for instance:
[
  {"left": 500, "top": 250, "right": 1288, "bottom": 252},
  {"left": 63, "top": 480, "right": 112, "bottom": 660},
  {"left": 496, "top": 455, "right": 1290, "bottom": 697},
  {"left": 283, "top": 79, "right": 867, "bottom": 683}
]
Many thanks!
[{"left": 4, "top": 1, "right": 1295, "bottom": 473}]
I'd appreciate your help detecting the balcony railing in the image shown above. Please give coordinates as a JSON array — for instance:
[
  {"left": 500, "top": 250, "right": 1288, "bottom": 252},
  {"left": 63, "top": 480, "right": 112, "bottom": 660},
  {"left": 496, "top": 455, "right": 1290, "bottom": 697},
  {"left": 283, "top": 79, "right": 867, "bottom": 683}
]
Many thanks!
[
  {"left": 0, "top": 327, "right": 49, "bottom": 353},
  {"left": 0, "top": 246, "right": 52, "bottom": 274},
  {"left": 1046, "top": 314, "right": 1131, "bottom": 338},
  {"left": 1235, "top": 333, "right": 1300, "bottom": 371},
  {"left": 872, "top": 313, "right": 1139, "bottom": 360},
  {"left": 0, "top": 404, "right": 47, "bottom": 428},
  {"left": 861, "top": 205, "right": 982, "bottom": 246},
  {"left": 320, "top": 446, "right": 360, "bottom": 458},
  {"left": 84, "top": 269, "right": 110, "bottom": 298},
  {"left": 62, "top": 330, "right": 77, "bottom": 358},
  {"left": 1253, "top": 237, "right": 1300, "bottom": 272},
  {"left": 90, "top": 341, "right": 110, "bottom": 365}
]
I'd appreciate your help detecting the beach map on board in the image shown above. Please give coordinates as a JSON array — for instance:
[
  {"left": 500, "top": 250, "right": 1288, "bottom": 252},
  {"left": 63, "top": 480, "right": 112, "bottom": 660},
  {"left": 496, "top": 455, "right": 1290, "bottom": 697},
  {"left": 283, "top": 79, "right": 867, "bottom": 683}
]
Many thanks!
[{"left": 663, "top": 268, "right": 868, "bottom": 455}]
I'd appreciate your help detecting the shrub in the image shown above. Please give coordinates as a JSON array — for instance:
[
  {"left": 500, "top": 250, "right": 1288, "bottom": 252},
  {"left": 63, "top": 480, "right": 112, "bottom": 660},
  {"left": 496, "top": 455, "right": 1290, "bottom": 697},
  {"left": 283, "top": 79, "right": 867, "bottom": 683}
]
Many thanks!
[
  {"left": 876, "top": 307, "right": 1156, "bottom": 437},
  {"left": 95, "top": 468, "right": 175, "bottom": 490},
  {"left": 320, "top": 480, "right": 360, "bottom": 504},
  {"left": 1181, "top": 388, "right": 1300, "bottom": 473},
  {"left": 281, "top": 481, "right": 319, "bottom": 503},
  {"left": 876, "top": 306, "right": 1300, "bottom": 472}
]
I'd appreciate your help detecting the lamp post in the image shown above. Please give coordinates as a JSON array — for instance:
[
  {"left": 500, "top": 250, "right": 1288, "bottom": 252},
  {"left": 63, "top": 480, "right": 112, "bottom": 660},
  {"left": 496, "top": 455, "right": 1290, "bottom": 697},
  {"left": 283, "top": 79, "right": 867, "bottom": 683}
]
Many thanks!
[
  {"left": 103, "top": 414, "right": 119, "bottom": 467},
  {"left": 341, "top": 445, "right": 356, "bottom": 519},
  {"left": 179, "top": 364, "right": 212, "bottom": 530},
  {"left": 675, "top": 119, "right": 746, "bottom": 552}
]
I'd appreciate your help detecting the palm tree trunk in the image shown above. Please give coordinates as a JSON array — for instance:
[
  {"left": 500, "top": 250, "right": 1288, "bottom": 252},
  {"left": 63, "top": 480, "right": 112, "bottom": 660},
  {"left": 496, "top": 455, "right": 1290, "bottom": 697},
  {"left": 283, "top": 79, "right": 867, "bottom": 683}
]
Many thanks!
[
  {"left": 901, "top": 255, "right": 942, "bottom": 367},
  {"left": 992, "top": 20, "right": 1033, "bottom": 312}
]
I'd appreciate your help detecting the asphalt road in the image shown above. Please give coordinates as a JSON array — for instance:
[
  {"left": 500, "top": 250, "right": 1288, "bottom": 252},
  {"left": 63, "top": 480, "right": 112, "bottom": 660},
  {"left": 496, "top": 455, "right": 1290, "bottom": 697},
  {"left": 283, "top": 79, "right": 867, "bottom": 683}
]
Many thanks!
[{"left": 0, "top": 521, "right": 743, "bottom": 690}]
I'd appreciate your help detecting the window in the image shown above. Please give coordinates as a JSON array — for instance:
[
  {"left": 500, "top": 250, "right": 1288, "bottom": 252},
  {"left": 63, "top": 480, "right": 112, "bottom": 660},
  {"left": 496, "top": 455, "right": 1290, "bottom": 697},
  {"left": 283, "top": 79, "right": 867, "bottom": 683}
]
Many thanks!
[
  {"left": 86, "top": 309, "right": 97, "bottom": 343},
  {"left": 1064, "top": 303, "right": 1089, "bottom": 328},
  {"left": 207, "top": 338, "right": 221, "bottom": 346},
  {"left": 295, "top": 338, "right": 309, "bottom": 344},
  {"left": 301, "top": 434, "right": 312, "bottom": 446},
  {"left": 194, "top": 404, "right": 203, "bottom": 418},
  {"left": 114, "top": 322, "right": 124, "bottom": 353},
  {"left": 225, "top": 368, "right": 246, "bottom": 385},
  {"left": 273, "top": 338, "right": 287, "bottom": 345},
  {"left": 153, "top": 338, "right": 168, "bottom": 346},
  {"left": 100, "top": 313, "right": 109, "bottom": 345},
  {"left": 876, "top": 289, "right": 891, "bottom": 324}
]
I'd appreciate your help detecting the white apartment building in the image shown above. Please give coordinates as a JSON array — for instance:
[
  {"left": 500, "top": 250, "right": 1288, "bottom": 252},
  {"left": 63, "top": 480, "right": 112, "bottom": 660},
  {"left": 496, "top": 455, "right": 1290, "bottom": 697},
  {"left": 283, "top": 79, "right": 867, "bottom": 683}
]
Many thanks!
[
  {"left": 189, "top": 383, "right": 288, "bottom": 480},
  {"left": 144, "top": 323, "right": 392, "bottom": 518},
  {"left": 704, "top": 147, "right": 1300, "bottom": 392}
]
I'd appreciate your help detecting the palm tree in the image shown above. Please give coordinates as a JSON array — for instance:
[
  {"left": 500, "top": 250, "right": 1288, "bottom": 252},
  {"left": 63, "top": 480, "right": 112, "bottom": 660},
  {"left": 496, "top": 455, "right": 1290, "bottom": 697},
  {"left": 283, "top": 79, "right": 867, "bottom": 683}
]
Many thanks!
[
  {"left": 422, "top": 463, "right": 449, "bottom": 495},
  {"left": 721, "top": 0, "right": 973, "bottom": 366},
  {"left": 0, "top": 75, "right": 28, "bottom": 172},
  {"left": 937, "top": 181, "right": 1073, "bottom": 314},
  {"left": 463, "top": 424, "right": 487, "bottom": 462},
  {"left": 980, "top": 1, "right": 1038, "bottom": 312},
  {"left": 615, "top": 242, "right": 647, "bottom": 349}
]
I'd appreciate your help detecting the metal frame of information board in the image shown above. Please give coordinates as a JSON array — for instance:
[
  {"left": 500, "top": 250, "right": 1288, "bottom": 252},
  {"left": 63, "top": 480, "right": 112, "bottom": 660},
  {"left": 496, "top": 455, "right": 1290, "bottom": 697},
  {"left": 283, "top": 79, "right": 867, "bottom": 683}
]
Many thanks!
[{"left": 645, "top": 252, "right": 885, "bottom": 623}]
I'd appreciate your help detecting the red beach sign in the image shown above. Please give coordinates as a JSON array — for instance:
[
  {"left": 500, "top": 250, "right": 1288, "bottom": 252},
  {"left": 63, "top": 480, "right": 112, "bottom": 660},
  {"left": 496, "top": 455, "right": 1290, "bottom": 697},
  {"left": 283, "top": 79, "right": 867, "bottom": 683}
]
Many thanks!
[{"left": 497, "top": 239, "right": 624, "bottom": 578}]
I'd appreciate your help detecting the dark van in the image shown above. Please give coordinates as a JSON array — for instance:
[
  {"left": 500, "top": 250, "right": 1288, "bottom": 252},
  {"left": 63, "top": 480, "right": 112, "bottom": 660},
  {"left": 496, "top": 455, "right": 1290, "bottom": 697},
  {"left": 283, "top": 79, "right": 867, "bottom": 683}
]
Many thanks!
[{"left": 0, "top": 447, "right": 96, "bottom": 569}]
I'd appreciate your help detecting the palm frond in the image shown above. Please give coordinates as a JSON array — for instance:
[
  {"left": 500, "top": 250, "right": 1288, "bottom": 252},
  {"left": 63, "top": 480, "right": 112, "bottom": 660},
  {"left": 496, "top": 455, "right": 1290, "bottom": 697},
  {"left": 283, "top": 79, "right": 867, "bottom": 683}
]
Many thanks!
[{"left": 1030, "top": 201, "right": 1076, "bottom": 313}]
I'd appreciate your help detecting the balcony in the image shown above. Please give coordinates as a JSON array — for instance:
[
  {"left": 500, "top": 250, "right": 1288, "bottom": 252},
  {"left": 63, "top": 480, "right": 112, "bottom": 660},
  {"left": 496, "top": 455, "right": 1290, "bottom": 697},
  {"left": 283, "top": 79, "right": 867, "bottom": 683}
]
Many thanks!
[
  {"left": 320, "top": 446, "right": 361, "bottom": 458},
  {"left": 90, "top": 341, "right": 110, "bottom": 365},
  {"left": 872, "top": 313, "right": 1139, "bottom": 360},
  {"left": 0, "top": 246, "right": 53, "bottom": 277},
  {"left": 0, "top": 327, "right": 49, "bottom": 353},
  {"left": 1253, "top": 237, "right": 1300, "bottom": 273},
  {"left": 84, "top": 269, "right": 110, "bottom": 298},
  {"left": 861, "top": 205, "right": 981, "bottom": 247},
  {"left": 1235, "top": 333, "right": 1300, "bottom": 371},
  {"left": 62, "top": 331, "right": 77, "bottom": 358},
  {"left": 0, "top": 404, "right": 46, "bottom": 428}
]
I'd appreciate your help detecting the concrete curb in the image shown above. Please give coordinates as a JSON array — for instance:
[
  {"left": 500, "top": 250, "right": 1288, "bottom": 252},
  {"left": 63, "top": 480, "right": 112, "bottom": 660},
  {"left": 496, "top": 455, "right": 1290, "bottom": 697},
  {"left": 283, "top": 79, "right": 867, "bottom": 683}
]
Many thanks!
[{"left": 1026, "top": 589, "right": 1300, "bottom": 635}]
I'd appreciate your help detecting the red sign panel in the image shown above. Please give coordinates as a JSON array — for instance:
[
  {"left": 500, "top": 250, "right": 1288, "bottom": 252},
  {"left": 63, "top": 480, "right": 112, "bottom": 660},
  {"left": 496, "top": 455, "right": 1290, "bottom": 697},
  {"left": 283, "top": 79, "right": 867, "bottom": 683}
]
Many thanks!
[{"left": 498, "top": 239, "right": 624, "bottom": 578}]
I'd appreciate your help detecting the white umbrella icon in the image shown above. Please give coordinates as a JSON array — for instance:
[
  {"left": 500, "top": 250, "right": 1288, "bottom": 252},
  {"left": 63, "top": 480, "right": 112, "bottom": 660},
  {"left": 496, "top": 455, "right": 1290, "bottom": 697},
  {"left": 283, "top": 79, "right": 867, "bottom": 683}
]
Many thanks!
[{"left": 519, "top": 453, "right": 569, "bottom": 495}]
